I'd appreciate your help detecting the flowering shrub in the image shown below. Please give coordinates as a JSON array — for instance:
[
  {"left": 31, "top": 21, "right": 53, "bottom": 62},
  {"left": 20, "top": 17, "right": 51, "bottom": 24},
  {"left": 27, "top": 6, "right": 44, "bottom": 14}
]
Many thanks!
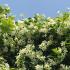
[
  {"left": 0, "top": 57, "right": 9, "bottom": 70},
  {"left": 0, "top": 5, "right": 70, "bottom": 70}
]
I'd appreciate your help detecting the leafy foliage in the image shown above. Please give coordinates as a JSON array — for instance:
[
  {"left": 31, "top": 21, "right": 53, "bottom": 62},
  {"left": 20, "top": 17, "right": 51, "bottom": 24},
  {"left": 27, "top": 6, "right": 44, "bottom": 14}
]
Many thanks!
[{"left": 0, "top": 5, "right": 70, "bottom": 70}]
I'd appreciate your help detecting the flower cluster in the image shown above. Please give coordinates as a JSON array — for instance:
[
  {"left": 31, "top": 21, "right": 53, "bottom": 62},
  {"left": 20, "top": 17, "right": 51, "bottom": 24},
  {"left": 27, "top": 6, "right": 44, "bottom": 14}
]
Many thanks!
[{"left": 0, "top": 5, "right": 70, "bottom": 70}]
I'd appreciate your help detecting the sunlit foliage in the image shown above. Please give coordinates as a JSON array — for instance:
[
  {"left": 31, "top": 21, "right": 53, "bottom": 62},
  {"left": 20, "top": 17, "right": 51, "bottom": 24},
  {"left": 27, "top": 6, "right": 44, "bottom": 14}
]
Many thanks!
[{"left": 0, "top": 5, "right": 70, "bottom": 70}]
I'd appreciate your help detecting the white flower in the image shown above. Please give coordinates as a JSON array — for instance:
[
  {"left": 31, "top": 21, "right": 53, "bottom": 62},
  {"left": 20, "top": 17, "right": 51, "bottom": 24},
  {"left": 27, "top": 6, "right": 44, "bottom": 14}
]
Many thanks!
[
  {"left": 4, "top": 4, "right": 10, "bottom": 11},
  {"left": 15, "top": 26, "right": 18, "bottom": 29},
  {"left": 29, "top": 23, "right": 34, "bottom": 28},
  {"left": 47, "top": 17, "right": 56, "bottom": 25},
  {"left": 5, "top": 63, "right": 9, "bottom": 70},
  {"left": 10, "top": 44, "right": 14, "bottom": 47},
  {"left": 12, "top": 20, "right": 15, "bottom": 25},
  {"left": 47, "top": 40, "right": 53, "bottom": 46},
  {"left": 21, "top": 27, "right": 28, "bottom": 33},
  {"left": 44, "top": 64, "right": 50, "bottom": 69},
  {"left": 39, "top": 28, "right": 47, "bottom": 33},
  {"left": 47, "top": 17, "right": 51, "bottom": 20},
  {"left": 24, "top": 18, "right": 29, "bottom": 22},
  {"left": 40, "top": 56, "right": 45, "bottom": 61},
  {"left": 18, "top": 20, "right": 23, "bottom": 23},
  {"left": 61, "top": 41, "right": 66, "bottom": 46},
  {"left": 34, "top": 26, "right": 38, "bottom": 30},
  {"left": 35, "top": 65, "right": 43, "bottom": 70},
  {"left": 33, "top": 30, "right": 36, "bottom": 33},
  {"left": 64, "top": 21, "right": 70, "bottom": 26},
  {"left": 36, "top": 13, "right": 40, "bottom": 16},
  {"left": 57, "top": 10, "right": 60, "bottom": 14},
  {"left": 67, "top": 7, "right": 70, "bottom": 10},
  {"left": 48, "top": 20, "right": 56, "bottom": 25},
  {"left": 15, "top": 37, "right": 18, "bottom": 41},
  {"left": 39, "top": 41, "right": 47, "bottom": 51},
  {"left": 20, "top": 48, "right": 27, "bottom": 54},
  {"left": 58, "top": 47, "right": 62, "bottom": 53},
  {"left": 0, "top": 14, "right": 6, "bottom": 18},
  {"left": 32, "top": 18, "right": 35, "bottom": 22}
]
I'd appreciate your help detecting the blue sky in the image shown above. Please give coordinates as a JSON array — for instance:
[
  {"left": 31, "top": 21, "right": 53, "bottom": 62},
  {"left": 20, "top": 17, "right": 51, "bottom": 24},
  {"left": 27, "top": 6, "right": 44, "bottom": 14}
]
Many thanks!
[{"left": 0, "top": 0, "right": 70, "bottom": 20}]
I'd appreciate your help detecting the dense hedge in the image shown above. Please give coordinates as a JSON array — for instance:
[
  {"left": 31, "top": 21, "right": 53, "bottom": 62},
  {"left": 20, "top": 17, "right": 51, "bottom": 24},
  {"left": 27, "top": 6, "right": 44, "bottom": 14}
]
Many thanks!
[{"left": 0, "top": 5, "right": 70, "bottom": 70}]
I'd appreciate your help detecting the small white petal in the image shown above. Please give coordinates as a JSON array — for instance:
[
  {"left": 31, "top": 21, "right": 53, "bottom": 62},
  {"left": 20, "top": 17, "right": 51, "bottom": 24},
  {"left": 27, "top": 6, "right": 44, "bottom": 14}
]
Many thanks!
[{"left": 57, "top": 10, "right": 60, "bottom": 14}]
